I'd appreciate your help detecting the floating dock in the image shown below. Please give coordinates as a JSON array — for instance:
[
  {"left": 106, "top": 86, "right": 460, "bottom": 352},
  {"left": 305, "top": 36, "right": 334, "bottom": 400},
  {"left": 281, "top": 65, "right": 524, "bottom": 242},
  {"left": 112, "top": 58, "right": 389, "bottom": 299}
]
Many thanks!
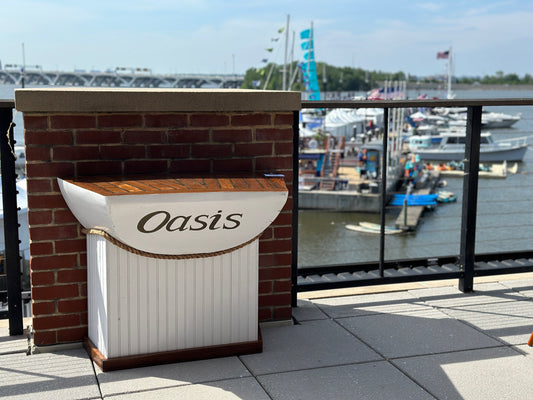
[{"left": 395, "top": 171, "right": 440, "bottom": 230}]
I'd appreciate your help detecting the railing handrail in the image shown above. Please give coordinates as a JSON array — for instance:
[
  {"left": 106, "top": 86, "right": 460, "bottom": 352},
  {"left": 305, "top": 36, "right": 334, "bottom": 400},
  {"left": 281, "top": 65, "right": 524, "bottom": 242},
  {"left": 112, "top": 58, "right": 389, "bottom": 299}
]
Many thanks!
[
  {"left": 302, "top": 98, "right": 533, "bottom": 109},
  {"left": 0, "top": 100, "right": 15, "bottom": 108}
]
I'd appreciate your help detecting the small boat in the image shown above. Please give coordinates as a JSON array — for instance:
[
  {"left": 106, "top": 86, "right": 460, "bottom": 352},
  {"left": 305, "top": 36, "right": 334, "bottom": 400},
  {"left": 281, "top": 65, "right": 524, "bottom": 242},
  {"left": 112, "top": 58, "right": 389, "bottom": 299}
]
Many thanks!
[
  {"left": 434, "top": 161, "right": 517, "bottom": 179},
  {"left": 407, "top": 131, "right": 528, "bottom": 162},
  {"left": 436, "top": 191, "right": 456, "bottom": 203},
  {"left": 481, "top": 112, "right": 521, "bottom": 129},
  {"left": 346, "top": 222, "right": 403, "bottom": 235},
  {"left": 390, "top": 194, "right": 438, "bottom": 206},
  {"left": 434, "top": 108, "right": 521, "bottom": 129}
]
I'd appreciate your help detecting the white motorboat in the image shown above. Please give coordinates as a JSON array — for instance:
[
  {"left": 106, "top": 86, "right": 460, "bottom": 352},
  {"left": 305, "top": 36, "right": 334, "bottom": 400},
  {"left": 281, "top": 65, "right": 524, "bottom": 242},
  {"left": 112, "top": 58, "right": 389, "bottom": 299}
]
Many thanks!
[
  {"left": 436, "top": 108, "right": 521, "bottom": 129},
  {"left": 481, "top": 112, "right": 521, "bottom": 129},
  {"left": 407, "top": 131, "right": 528, "bottom": 162},
  {"left": 346, "top": 222, "right": 404, "bottom": 235}
]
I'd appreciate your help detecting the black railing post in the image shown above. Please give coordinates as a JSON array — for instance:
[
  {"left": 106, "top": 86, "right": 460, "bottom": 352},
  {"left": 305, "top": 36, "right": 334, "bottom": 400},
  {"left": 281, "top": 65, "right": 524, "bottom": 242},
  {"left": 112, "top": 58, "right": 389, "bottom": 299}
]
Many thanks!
[
  {"left": 0, "top": 104, "right": 23, "bottom": 335},
  {"left": 458, "top": 106, "right": 482, "bottom": 293},
  {"left": 379, "top": 108, "right": 389, "bottom": 277},
  {"left": 291, "top": 110, "right": 300, "bottom": 307}
]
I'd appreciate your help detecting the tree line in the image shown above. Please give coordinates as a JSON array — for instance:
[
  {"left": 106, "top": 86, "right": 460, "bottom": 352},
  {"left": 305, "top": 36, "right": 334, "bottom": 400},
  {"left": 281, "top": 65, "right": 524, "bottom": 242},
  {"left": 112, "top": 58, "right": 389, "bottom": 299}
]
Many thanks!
[{"left": 241, "top": 62, "right": 533, "bottom": 91}]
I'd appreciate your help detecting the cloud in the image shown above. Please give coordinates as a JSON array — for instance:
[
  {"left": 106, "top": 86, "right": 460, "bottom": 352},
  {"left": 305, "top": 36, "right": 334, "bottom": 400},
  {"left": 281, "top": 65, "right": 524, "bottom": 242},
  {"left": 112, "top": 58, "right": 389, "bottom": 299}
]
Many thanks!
[{"left": 416, "top": 2, "right": 444, "bottom": 12}]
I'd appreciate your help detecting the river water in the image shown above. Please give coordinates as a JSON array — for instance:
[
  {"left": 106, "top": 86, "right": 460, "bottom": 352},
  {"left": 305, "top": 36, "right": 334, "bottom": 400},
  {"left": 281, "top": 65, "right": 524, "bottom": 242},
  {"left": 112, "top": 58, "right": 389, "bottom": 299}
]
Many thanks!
[{"left": 1, "top": 85, "right": 532, "bottom": 267}]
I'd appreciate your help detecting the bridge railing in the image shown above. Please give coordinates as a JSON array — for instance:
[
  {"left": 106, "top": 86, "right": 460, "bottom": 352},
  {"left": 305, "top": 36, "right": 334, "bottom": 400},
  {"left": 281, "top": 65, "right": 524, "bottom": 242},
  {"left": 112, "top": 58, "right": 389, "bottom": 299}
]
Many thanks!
[{"left": 0, "top": 70, "right": 245, "bottom": 88}]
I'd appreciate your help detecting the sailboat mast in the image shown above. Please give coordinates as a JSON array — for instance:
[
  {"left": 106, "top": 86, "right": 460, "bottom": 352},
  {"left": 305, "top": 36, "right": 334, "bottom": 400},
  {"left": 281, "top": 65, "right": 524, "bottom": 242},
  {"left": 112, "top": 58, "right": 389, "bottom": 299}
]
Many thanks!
[
  {"left": 289, "top": 30, "right": 295, "bottom": 90},
  {"left": 283, "top": 14, "right": 290, "bottom": 91}
]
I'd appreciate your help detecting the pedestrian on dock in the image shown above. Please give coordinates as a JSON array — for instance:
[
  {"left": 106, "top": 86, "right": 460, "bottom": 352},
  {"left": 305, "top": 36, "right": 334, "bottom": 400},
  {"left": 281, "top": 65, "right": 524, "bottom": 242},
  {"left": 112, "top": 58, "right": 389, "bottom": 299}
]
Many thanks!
[{"left": 358, "top": 148, "right": 367, "bottom": 179}]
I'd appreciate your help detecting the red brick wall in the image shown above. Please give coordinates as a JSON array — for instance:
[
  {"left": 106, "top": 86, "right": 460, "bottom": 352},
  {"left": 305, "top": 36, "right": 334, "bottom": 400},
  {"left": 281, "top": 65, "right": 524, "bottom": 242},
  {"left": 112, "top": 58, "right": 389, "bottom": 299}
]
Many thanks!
[{"left": 23, "top": 111, "right": 294, "bottom": 346}]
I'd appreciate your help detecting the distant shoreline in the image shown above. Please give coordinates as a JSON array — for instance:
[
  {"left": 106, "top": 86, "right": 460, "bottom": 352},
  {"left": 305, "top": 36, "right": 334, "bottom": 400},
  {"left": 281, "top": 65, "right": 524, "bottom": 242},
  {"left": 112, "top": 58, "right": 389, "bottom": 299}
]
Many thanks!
[{"left": 406, "top": 83, "right": 533, "bottom": 91}]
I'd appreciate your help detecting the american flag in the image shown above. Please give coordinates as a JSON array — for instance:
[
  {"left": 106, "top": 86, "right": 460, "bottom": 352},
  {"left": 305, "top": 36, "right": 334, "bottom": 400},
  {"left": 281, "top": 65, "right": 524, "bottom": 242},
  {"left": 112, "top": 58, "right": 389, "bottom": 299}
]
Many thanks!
[
  {"left": 437, "top": 51, "right": 449, "bottom": 60},
  {"left": 368, "top": 87, "right": 404, "bottom": 100},
  {"left": 368, "top": 88, "right": 384, "bottom": 100}
]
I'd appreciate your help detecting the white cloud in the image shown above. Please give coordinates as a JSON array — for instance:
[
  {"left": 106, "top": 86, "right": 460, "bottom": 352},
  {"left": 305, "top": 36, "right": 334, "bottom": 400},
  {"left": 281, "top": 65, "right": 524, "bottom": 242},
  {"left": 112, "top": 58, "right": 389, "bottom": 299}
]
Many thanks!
[{"left": 416, "top": 2, "right": 444, "bottom": 12}]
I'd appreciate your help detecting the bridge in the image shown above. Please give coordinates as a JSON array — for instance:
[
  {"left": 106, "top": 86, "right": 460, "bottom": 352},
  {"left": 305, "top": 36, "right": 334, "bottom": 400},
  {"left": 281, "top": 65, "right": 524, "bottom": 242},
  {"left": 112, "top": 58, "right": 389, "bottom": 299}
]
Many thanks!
[{"left": 0, "top": 65, "right": 244, "bottom": 88}]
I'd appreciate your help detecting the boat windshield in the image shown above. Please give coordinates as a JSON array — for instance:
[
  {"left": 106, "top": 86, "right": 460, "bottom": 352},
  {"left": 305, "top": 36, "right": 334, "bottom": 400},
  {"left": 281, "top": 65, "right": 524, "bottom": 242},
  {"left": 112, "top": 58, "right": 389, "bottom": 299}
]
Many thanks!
[{"left": 445, "top": 135, "right": 492, "bottom": 145}]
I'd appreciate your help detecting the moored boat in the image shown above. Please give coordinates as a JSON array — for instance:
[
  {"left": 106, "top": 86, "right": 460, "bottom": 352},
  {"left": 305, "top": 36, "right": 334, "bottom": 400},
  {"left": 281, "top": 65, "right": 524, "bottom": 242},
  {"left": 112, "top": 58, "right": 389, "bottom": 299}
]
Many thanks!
[
  {"left": 345, "top": 222, "right": 404, "bottom": 235},
  {"left": 433, "top": 161, "right": 516, "bottom": 179},
  {"left": 436, "top": 190, "right": 456, "bottom": 203},
  {"left": 407, "top": 131, "right": 528, "bottom": 162}
]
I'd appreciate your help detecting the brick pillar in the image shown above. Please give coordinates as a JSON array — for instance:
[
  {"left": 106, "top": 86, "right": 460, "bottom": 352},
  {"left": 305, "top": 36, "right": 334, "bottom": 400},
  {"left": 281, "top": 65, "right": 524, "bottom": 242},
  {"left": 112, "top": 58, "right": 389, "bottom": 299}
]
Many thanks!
[{"left": 15, "top": 88, "right": 301, "bottom": 347}]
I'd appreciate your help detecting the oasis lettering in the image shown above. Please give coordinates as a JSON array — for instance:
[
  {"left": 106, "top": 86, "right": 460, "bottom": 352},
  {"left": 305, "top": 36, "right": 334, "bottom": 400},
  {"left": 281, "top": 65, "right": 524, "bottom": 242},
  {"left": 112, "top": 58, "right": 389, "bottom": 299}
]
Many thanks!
[{"left": 137, "top": 210, "right": 243, "bottom": 233}]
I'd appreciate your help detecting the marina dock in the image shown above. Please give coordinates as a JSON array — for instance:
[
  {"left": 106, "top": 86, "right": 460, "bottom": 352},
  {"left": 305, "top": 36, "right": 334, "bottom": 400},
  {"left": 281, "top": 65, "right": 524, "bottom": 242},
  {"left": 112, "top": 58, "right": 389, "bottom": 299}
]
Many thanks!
[{"left": 395, "top": 170, "right": 440, "bottom": 230}]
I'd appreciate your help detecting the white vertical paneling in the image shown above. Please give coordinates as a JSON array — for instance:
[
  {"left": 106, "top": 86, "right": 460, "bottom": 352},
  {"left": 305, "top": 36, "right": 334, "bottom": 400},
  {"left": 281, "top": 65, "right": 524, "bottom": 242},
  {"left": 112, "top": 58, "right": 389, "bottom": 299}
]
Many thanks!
[
  {"left": 167, "top": 259, "right": 177, "bottom": 350},
  {"left": 87, "top": 234, "right": 259, "bottom": 358},
  {"left": 220, "top": 253, "right": 232, "bottom": 344},
  {"left": 176, "top": 259, "right": 185, "bottom": 349},
  {"left": 212, "top": 256, "right": 222, "bottom": 345},
  {"left": 249, "top": 240, "right": 259, "bottom": 340},
  {"left": 203, "top": 258, "right": 213, "bottom": 346},
  {"left": 194, "top": 258, "right": 203, "bottom": 349},
  {"left": 87, "top": 235, "right": 109, "bottom": 358},
  {"left": 184, "top": 258, "right": 194, "bottom": 348},
  {"left": 118, "top": 247, "right": 129, "bottom": 356},
  {"left": 128, "top": 253, "right": 139, "bottom": 355},
  {"left": 147, "top": 258, "right": 158, "bottom": 354},
  {"left": 106, "top": 241, "right": 118, "bottom": 357}
]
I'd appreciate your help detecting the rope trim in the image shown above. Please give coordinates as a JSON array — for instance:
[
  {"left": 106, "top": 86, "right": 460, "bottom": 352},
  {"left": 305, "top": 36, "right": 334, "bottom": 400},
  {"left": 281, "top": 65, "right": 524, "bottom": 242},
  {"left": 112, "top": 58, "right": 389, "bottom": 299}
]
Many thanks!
[{"left": 82, "top": 228, "right": 261, "bottom": 260}]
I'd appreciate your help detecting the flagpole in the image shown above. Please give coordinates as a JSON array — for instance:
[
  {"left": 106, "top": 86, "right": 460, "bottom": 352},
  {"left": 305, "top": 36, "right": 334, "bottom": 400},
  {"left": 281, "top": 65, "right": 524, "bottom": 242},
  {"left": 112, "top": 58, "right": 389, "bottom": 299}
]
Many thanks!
[
  {"left": 21, "top": 43, "right": 26, "bottom": 88},
  {"left": 447, "top": 46, "right": 453, "bottom": 99}
]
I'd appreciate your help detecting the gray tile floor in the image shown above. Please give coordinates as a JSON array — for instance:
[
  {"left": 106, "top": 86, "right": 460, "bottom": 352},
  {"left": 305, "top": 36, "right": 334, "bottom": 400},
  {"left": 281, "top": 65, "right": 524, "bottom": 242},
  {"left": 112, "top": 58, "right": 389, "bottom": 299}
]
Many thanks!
[{"left": 3, "top": 279, "right": 533, "bottom": 399}]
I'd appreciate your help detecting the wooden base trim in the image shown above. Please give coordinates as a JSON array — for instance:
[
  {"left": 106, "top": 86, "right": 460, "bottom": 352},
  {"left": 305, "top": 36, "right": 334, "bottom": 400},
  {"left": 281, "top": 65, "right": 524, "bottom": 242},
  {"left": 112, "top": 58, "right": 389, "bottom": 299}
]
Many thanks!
[{"left": 84, "top": 330, "right": 263, "bottom": 372}]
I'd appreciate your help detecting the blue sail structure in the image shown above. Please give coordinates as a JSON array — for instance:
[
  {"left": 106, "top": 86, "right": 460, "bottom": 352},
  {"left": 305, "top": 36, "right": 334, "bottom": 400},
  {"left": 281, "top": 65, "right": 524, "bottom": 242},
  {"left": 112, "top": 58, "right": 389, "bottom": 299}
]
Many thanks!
[{"left": 300, "top": 26, "right": 321, "bottom": 100}]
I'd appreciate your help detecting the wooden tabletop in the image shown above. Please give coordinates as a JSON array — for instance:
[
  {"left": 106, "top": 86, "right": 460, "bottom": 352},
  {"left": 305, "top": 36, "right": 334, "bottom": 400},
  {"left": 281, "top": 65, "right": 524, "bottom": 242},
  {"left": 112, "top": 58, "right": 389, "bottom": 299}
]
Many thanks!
[{"left": 60, "top": 173, "right": 287, "bottom": 196}]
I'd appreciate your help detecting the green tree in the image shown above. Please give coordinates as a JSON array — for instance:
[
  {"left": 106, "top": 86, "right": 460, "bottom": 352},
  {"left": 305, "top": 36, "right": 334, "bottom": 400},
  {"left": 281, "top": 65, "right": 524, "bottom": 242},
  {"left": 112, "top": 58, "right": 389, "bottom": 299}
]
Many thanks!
[{"left": 242, "top": 63, "right": 533, "bottom": 91}]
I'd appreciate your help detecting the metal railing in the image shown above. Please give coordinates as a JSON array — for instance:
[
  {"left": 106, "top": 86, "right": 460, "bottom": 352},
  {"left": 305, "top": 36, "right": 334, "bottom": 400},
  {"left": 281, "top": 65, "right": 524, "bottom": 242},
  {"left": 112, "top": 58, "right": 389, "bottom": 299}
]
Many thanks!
[
  {"left": 293, "top": 98, "right": 533, "bottom": 305},
  {"left": 2, "top": 97, "right": 533, "bottom": 328},
  {"left": 0, "top": 100, "right": 23, "bottom": 335}
]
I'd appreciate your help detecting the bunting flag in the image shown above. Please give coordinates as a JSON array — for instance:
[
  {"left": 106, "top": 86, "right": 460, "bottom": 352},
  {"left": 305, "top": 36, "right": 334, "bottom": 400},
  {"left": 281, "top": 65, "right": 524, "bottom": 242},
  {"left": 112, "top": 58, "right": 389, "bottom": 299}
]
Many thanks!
[
  {"left": 437, "top": 51, "right": 449, "bottom": 59},
  {"left": 265, "top": 48, "right": 273, "bottom": 52},
  {"left": 299, "top": 26, "right": 320, "bottom": 101},
  {"left": 261, "top": 58, "right": 268, "bottom": 63},
  {"left": 304, "top": 51, "right": 315, "bottom": 60},
  {"left": 278, "top": 27, "right": 285, "bottom": 34},
  {"left": 271, "top": 38, "right": 279, "bottom": 42}
]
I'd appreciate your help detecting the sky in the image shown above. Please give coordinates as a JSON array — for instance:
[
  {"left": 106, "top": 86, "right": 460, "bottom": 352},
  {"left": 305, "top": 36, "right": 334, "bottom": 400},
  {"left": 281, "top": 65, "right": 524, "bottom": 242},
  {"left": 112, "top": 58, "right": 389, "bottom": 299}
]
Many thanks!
[{"left": 1, "top": 0, "right": 532, "bottom": 78}]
